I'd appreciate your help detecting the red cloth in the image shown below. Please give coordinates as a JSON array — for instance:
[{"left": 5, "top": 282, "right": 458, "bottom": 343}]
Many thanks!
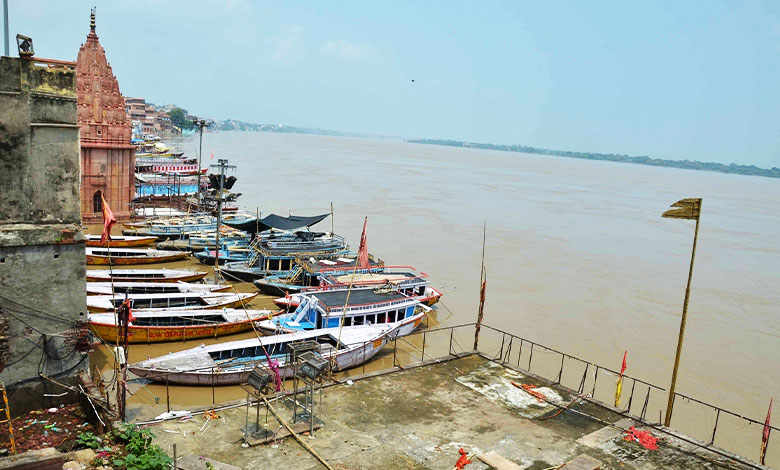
[
  {"left": 100, "top": 194, "right": 117, "bottom": 243},
  {"left": 623, "top": 426, "right": 658, "bottom": 450},
  {"left": 357, "top": 216, "right": 369, "bottom": 268},
  {"left": 454, "top": 448, "right": 471, "bottom": 469},
  {"left": 761, "top": 398, "right": 773, "bottom": 464}
]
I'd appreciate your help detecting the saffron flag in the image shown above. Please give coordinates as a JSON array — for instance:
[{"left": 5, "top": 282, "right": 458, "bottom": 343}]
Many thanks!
[
  {"left": 100, "top": 194, "right": 117, "bottom": 244},
  {"left": 760, "top": 398, "right": 773, "bottom": 465},
  {"left": 615, "top": 350, "right": 627, "bottom": 408},
  {"left": 357, "top": 216, "right": 369, "bottom": 268},
  {"left": 662, "top": 198, "right": 701, "bottom": 220},
  {"left": 210, "top": 149, "right": 214, "bottom": 160}
]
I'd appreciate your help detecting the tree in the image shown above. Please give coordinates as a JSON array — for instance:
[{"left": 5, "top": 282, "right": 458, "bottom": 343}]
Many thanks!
[{"left": 167, "top": 107, "right": 192, "bottom": 130}]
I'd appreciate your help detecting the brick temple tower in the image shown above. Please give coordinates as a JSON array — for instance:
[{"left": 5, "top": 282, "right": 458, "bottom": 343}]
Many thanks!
[{"left": 76, "top": 9, "right": 135, "bottom": 221}]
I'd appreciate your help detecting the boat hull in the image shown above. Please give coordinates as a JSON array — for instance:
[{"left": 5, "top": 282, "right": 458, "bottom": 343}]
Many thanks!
[
  {"left": 87, "top": 293, "right": 257, "bottom": 313},
  {"left": 128, "top": 334, "right": 389, "bottom": 385},
  {"left": 89, "top": 319, "right": 266, "bottom": 344},
  {"left": 86, "top": 251, "right": 187, "bottom": 265},
  {"left": 85, "top": 236, "right": 157, "bottom": 248},
  {"left": 86, "top": 271, "right": 208, "bottom": 283}
]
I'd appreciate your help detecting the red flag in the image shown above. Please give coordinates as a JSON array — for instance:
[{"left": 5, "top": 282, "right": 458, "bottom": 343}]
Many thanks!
[
  {"left": 761, "top": 398, "right": 773, "bottom": 465},
  {"left": 620, "top": 350, "right": 627, "bottom": 376},
  {"left": 357, "top": 216, "right": 369, "bottom": 268},
  {"left": 100, "top": 194, "right": 117, "bottom": 244},
  {"left": 210, "top": 149, "right": 215, "bottom": 160}
]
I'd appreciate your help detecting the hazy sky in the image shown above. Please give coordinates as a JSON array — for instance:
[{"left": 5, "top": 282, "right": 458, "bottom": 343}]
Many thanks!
[{"left": 7, "top": 1, "right": 780, "bottom": 166}]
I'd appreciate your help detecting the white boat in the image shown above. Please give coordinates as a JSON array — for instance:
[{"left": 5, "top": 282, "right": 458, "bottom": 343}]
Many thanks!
[
  {"left": 128, "top": 323, "right": 403, "bottom": 385},
  {"left": 86, "top": 268, "right": 208, "bottom": 283},
  {"left": 86, "top": 282, "right": 231, "bottom": 296},
  {"left": 257, "top": 288, "right": 430, "bottom": 336},
  {"left": 87, "top": 292, "right": 257, "bottom": 313}
]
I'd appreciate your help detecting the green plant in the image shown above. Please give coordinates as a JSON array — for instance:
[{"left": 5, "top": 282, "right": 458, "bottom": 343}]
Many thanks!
[
  {"left": 111, "top": 424, "right": 172, "bottom": 470},
  {"left": 76, "top": 431, "right": 101, "bottom": 449},
  {"left": 206, "top": 463, "right": 215, "bottom": 470}
]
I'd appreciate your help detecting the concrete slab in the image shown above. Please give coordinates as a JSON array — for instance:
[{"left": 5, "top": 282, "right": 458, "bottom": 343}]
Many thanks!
[
  {"left": 176, "top": 454, "right": 242, "bottom": 470},
  {"left": 477, "top": 450, "right": 523, "bottom": 469},
  {"left": 561, "top": 453, "right": 603, "bottom": 469},
  {"left": 576, "top": 418, "right": 634, "bottom": 447}
]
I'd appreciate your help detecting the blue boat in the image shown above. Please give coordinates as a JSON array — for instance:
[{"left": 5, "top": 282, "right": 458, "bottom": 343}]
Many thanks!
[{"left": 256, "top": 288, "right": 431, "bottom": 335}]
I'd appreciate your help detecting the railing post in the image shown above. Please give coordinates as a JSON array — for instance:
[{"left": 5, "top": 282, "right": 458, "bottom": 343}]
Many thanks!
[
  {"left": 393, "top": 337, "right": 398, "bottom": 367},
  {"left": 709, "top": 408, "right": 721, "bottom": 446},
  {"left": 554, "top": 355, "right": 565, "bottom": 385},
  {"left": 626, "top": 379, "right": 636, "bottom": 412},
  {"left": 591, "top": 366, "right": 599, "bottom": 397},
  {"left": 578, "top": 364, "right": 589, "bottom": 394},
  {"left": 517, "top": 339, "right": 523, "bottom": 367},
  {"left": 640, "top": 388, "right": 650, "bottom": 421},
  {"left": 497, "top": 333, "right": 506, "bottom": 360},
  {"left": 421, "top": 331, "right": 426, "bottom": 361},
  {"left": 166, "top": 376, "right": 170, "bottom": 413},
  {"left": 448, "top": 328, "right": 454, "bottom": 356},
  {"left": 503, "top": 337, "right": 513, "bottom": 363},
  {"left": 211, "top": 367, "right": 215, "bottom": 406},
  {"left": 528, "top": 343, "right": 534, "bottom": 370}
]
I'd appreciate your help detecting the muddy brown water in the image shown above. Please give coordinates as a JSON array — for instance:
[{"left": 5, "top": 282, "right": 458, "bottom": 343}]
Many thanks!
[{"left": 90, "top": 131, "right": 778, "bottom": 464}]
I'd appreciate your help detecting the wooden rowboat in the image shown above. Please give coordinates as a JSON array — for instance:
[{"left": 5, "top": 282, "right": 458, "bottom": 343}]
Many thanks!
[
  {"left": 128, "top": 323, "right": 402, "bottom": 385},
  {"left": 84, "top": 235, "right": 157, "bottom": 248},
  {"left": 86, "top": 248, "right": 187, "bottom": 265},
  {"left": 87, "top": 292, "right": 258, "bottom": 313},
  {"left": 86, "top": 282, "right": 231, "bottom": 296},
  {"left": 86, "top": 269, "right": 207, "bottom": 283},
  {"left": 88, "top": 309, "right": 277, "bottom": 343}
]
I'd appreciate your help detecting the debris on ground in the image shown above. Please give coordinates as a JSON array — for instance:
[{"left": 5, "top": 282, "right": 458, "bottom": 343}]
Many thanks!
[
  {"left": 0, "top": 404, "right": 95, "bottom": 453},
  {"left": 623, "top": 426, "right": 659, "bottom": 450}
]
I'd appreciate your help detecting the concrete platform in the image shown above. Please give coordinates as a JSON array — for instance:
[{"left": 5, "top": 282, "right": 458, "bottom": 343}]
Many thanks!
[{"left": 148, "top": 355, "right": 759, "bottom": 470}]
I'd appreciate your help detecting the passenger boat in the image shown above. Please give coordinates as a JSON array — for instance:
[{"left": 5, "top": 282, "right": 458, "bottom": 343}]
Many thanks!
[
  {"left": 86, "top": 248, "right": 188, "bottom": 265},
  {"left": 253, "top": 253, "right": 384, "bottom": 296},
  {"left": 220, "top": 232, "right": 349, "bottom": 282},
  {"left": 128, "top": 322, "right": 403, "bottom": 385},
  {"left": 257, "top": 288, "right": 429, "bottom": 334},
  {"left": 193, "top": 245, "right": 251, "bottom": 265},
  {"left": 86, "top": 268, "right": 208, "bottom": 283},
  {"left": 84, "top": 235, "right": 157, "bottom": 248},
  {"left": 86, "top": 292, "right": 257, "bottom": 313},
  {"left": 156, "top": 231, "right": 250, "bottom": 252},
  {"left": 88, "top": 308, "right": 276, "bottom": 344},
  {"left": 86, "top": 282, "right": 231, "bottom": 296}
]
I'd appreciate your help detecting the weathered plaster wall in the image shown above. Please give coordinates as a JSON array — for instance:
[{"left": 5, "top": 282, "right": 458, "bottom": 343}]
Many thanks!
[{"left": 0, "top": 56, "right": 87, "bottom": 413}]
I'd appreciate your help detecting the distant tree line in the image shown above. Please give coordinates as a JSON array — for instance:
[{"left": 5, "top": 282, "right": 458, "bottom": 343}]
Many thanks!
[{"left": 408, "top": 139, "right": 780, "bottom": 179}]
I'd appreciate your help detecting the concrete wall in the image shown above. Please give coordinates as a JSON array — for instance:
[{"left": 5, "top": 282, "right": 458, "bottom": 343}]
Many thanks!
[{"left": 0, "top": 56, "right": 87, "bottom": 413}]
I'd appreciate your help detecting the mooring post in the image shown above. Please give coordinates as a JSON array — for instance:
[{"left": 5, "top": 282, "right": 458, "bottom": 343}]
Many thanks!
[
  {"left": 421, "top": 331, "right": 426, "bottom": 361},
  {"left": 166, "top": 376, "right": 170, "bottom": 413}
]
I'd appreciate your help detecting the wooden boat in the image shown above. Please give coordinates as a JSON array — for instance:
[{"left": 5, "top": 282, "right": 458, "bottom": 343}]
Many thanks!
[
  {"left": 253, "top": 253, "right": 383, "bottom": 296},
  {"left": 86, "top": 269, "right": 207, "bottom": 283},
  {"left": 84, "top": 235, "right": 157, "bottom": 248},
  {"left": 128, "top": 322, "right": 403, "bottom": 385},
  {"left": 86, "top": 248, "right": 188, "bottom": 265},
  {"left": 87, "top": 292, "right": 257, "bottom": 313},
  {"left": 220, "top": 233, "right": 349, "bottom": 282},
  {"left": 86, "top": 282, "right": 231, "bottom": 296},
  {"left": 88, "top": 309, "right": 277, "bottom": 344},
  {"left": 258, "top": 288, "right": 429, "bottom": 335},
  {"left": 193, "top": 246, "right": 251, "bottom": 265}
]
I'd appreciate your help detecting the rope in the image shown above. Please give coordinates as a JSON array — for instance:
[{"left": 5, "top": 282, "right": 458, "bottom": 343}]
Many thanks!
[{"left": 262, "top": 397, "right": 335, "bottom": 470}]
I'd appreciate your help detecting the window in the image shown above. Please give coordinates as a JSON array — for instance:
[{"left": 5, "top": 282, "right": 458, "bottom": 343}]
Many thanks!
[{"left": 92, "top": 190, "right": 103, "bottom": 213}]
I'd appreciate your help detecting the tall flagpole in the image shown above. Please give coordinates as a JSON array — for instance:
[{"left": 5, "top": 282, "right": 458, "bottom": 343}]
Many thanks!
[{"left": 662, "top": 198, "right": 702, "bottom": 427}]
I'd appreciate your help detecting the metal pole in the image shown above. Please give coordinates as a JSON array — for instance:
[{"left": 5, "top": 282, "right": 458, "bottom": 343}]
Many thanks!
[
  {"left": 3, "top": 0, "right": 9, "bottom": 57},
  {"left": 196, "top": 120, "right": 205, "bottom": 206},
  {"left": 214, "top": 160, "right": 225, "bottom": 283},
  {"left": 664, "top": 215, "right": 700, "bottom": 427}
]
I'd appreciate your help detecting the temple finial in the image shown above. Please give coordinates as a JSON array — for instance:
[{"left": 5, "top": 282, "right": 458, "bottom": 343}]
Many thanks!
[{"left": 90, "top": 8, "right": 96, "bottom": 31}]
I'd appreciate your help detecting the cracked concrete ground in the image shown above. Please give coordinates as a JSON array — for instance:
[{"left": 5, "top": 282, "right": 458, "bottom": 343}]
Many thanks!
[{"left": 149, "top": 355, "right": 759, "bottom": 470}]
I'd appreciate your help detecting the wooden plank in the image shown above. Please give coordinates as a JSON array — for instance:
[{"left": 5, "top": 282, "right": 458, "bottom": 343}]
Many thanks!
[
  {"left": 245, "top": 421, "right": 323, "bottom": 446},
  {"left": 561, "top": 453, "right": 603, "bottom": 470},
  {"left": 476, "top": 451, "right": 523, "bottom": 470}
]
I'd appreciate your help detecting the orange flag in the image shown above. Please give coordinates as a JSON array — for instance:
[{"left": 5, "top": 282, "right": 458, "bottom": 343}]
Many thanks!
[
  {"left": 357, "top": 216, "right": 369, "bottom": 268},
  {"left": 615, "top": 350, "right": 627, "bottom": 407},
  {"left": 100, "top": 194, "right": 117, "bottom": 244}
]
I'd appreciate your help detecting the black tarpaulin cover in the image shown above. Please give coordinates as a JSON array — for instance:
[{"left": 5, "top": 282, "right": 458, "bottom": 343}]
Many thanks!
[{"left": 223, "top": 213, "right": 330, "bottom": 233}]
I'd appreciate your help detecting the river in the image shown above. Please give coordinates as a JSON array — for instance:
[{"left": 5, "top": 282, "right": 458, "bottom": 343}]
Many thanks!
[{"left": 99, "top": 131, "right": 778, "bottom": 463}]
